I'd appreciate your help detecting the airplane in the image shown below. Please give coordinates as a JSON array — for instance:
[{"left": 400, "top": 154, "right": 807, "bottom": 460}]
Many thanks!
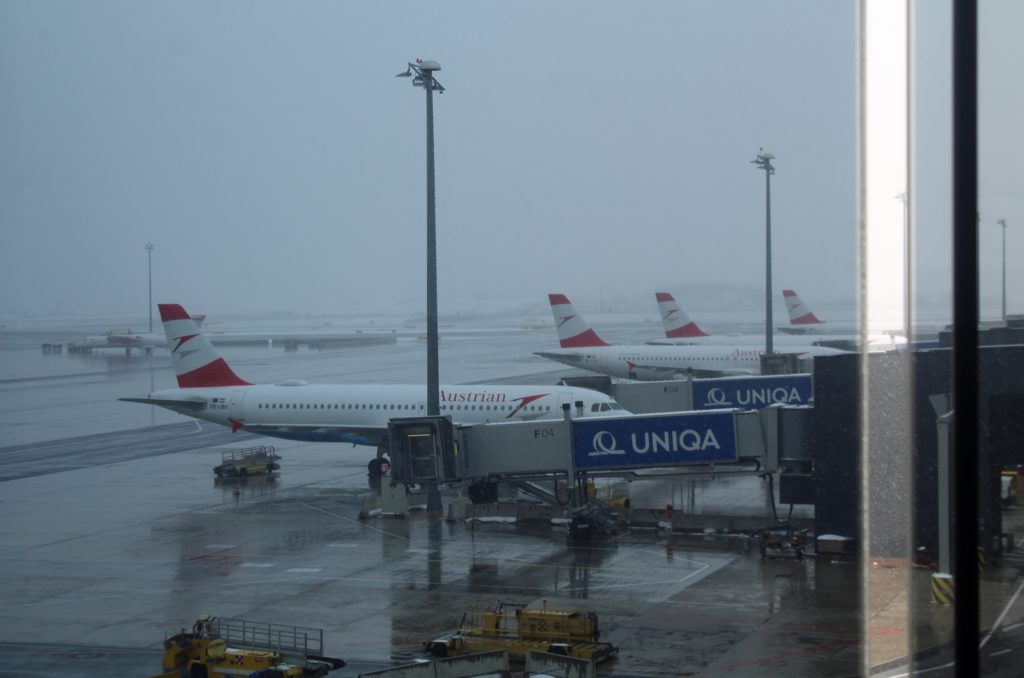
[
  {"left": 121, "top": 304, "right": 628, "bottom": 475},
  {"left": 649, "top": 291, "right": 903, "bottom": 352},
  {"left": 534, "top": 293, "right": 848, "bottom": 380},
  {"left": 74, "top": 315, "right": 206, "bottom": 352},
  {"left": 782, "top": 289, "right": 824, "bottom": 327},
  {"left": 777, "top": 289, "right": 907, "bottom": 349}
]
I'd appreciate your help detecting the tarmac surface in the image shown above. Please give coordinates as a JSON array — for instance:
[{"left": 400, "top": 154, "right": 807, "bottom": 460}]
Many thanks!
[{"left": 0, "top": 317, "right": 1022, "bottom": 676}]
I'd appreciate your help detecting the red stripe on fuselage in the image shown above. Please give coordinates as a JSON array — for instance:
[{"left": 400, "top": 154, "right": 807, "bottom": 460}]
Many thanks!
[
  {"left": 559, "top": 329, "right": 609, "bottom": 348},
  {"left": 176, "top": 358, "right": 251, "bottom": 388},
  {"left": 666, "top": 323, "right": 709, "bottom": 338}
]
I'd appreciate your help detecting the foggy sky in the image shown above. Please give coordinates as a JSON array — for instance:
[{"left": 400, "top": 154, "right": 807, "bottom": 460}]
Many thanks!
[{"left": 1, "top": 1, "right": 1020, "bottom": 321}]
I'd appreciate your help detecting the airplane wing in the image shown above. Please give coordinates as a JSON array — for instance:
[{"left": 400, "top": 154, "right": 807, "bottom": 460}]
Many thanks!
[
  {"left": 629, "top": 361, "right": 753, "bottom": 379},
  {"left": 119, "top": 396, "right": 207, "bottom": 413}
]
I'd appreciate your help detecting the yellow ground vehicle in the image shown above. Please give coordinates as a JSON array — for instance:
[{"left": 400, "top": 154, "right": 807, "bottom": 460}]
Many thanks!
[
  {"left": 149, "top": 615, "right": 344, "bottom": 678},
  {"left": 424, "top": 601, "right": 617, "bottom": 662},
  {"left": 213, "top": 445, "right": 280, "bottom": 478}
]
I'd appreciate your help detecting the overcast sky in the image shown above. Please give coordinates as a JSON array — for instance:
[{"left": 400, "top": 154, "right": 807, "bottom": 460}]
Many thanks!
[{"left": 0, "top": 1, "right": 1019, "bottom": 321}]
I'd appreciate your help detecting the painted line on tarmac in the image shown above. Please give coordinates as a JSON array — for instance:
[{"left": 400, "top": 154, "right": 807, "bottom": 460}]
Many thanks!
[{"left": 980, "top": 576, "right": 1024, "bottom": 649}]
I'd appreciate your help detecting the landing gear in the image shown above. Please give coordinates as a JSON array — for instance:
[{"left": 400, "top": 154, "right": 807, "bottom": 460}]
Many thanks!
[{"left": 368, "top": 446, "right": 391, "bottom": 478}]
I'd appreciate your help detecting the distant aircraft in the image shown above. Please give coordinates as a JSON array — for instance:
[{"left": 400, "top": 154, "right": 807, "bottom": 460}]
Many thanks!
[
  {"left": 122, "top": 304, "right": 627, "bottom": 475},
  {"left": 535, "top": 294, "right": 847, "bottom": 380},
  {"left": 74, "top": 315, "right": 206, "bottom": 352},
  {"left": 777, "top": 289, "right": 907, "bottom": 349},
  {"left": 650, "top": 291, "right": 902, "bottom": 352},
  {"left": 782, "top": 289, "right": 826, "bottom": 328},
  {"left": 72, "top": 315, "right": 393, "bottom": 354}
]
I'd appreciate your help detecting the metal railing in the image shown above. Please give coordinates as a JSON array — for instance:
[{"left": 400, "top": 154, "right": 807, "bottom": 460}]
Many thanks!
[{"left": 211, "top": 616, "right": 323, "bottom": 657}]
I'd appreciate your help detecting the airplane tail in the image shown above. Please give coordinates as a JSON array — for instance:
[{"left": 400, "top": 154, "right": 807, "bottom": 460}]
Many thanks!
[
  {"left": 191, "top": 314, "right": 206, "bottom": 329},
  {"left": 782, "top": 289, "right": 825, "bottom": 325},
  {"left": 159, "top": 304, "right": 250, "bottom": 388},
  {"left": 656, "top": 292, "right": 709, "bottom": 338},
  {"left": 548, "top": 294, "right": 609, "bottom": 348}
]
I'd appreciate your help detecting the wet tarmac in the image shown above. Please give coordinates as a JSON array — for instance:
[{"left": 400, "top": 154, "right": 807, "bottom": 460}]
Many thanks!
[
  {"left": 0, "top": 422, "right": 862, "bottom": 677},
  {"left": 1, "top": 316, "right": 1020, "bottom": 676}
]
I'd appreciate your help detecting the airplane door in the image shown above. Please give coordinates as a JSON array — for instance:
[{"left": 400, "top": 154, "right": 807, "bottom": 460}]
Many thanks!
[{"left": 229, "top": 391, "right": 246, "bottom": 421}]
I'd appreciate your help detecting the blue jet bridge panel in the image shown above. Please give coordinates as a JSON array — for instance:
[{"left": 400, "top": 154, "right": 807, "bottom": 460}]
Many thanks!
[
  {"left": 573, "top": 411, "right": 738, "bottom": 470},
  {"left": 692, "top": 374, "right": 812, "bottom": 410}
]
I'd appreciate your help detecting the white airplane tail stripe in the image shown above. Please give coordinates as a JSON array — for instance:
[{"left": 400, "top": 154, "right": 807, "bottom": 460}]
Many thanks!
[
  {"left": 548, "top": 294, "right": 609, "bottom": 348},
  {"left": 782, "top": 289, "right": 825, "bottom": 325},
  {"left": 655, "top": 292, "right": 708, "bottom": 338},
  {"left": 159, "top": 304, "right": 250, "bottom": 388}
]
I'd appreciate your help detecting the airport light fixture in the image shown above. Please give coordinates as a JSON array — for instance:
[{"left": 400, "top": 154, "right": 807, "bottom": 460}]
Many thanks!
[
  {"left": 146, "top": 242, "right": 154, "bottom": 333},
  {"left": 998, "top": 218, "right": 1009, "bottom": 322},
  {"left": 751, "top": 150, "right": 775, "bottom": 355},
  {"left": 397, "top": 59, "right": 445, "bottom": 417}
]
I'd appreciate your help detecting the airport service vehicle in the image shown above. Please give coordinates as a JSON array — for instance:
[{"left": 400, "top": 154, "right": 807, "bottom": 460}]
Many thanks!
[
  {"left": 759, "top": 526, "right": 810, "bottom": 560},
  {"left": 122, "top": 304, "right": 627, "bottom": 475},
  {"left": 73, "top": 315, "right": 206, "bottom": 352},
  {"left": 149, "top": 615, "right": 344, "bottom": 678},
  {"left": 650, "top": 291, "right": 904, "bottom": 352},
  {"left": 212, "top": 445, "right": 280, "bottom": 478},
  {"left": 534, "top": 294, "right": 847, "bottom": 380},
  {"left": 424, "top": 600, "right": 618, "bottom": 662}
]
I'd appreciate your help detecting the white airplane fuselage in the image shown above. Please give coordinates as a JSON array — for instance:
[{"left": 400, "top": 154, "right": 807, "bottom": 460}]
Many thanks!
[
  {"left": 150, "top": 381, "right": 623, "bottom": 446},
  {"left": 649, "top": 333, "right": 904, "bottom": 351},
  {"left": 536, "top": 343, "right": 844, "bottom": 380}
]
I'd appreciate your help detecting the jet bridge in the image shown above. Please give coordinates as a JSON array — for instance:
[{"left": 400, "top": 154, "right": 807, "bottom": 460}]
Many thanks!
[{"left": 385, "top": 404, "right": 801, "bottom": 488}]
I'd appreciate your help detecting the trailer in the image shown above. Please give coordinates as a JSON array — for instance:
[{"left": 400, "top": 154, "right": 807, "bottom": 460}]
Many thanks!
[
  {"left": 425, "top": 600, "right": 617, "bottom": 663},
  {"left": 212, "top": 445, "right": 280, "bottom": 478}
]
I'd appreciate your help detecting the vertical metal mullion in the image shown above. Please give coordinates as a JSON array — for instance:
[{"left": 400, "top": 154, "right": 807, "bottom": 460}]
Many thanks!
[{"left": 951, "top": 0, "right": 979, "bottom": 675}]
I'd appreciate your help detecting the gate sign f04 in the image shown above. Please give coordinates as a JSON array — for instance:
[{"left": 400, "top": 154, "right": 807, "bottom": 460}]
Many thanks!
[
  {"left": 692, "top": 374, "right": 812, "bottom": 411},
  {"left": 572, "top": 412, "right": 737, "bottom": 470}
]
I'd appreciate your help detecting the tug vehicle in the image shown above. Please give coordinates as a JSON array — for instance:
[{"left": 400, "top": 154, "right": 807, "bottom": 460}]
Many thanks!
[
  {"left": 424, "top": 601, "right": 617, "bottom": 662},
  {"left": 149, "top": 615, "right": 344, "bottom": 678}
]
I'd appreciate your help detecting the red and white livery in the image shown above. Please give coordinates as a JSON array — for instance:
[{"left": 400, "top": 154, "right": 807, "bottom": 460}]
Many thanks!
[
  {"left": 656, "top": 292, "right": 709, "bottom": 338},
  {"left": 536, "top": 294, "right": 848, "bottom": 380},
  {"left": 783, "top": 289, "right": 825, "bottom": 326},
  {"left": 123, "top": 304, "right": 627, "bottom": 473}
]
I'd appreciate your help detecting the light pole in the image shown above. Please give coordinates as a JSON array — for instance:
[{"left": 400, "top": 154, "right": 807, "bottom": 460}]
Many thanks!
[
  {"left": 751, "top": 150, "right": 775, "bottom": 355},
  {"left": 998, "top": 218, "right": 1008, "bottom": 323},
  {"left": 146, "top": 242, "right": 154, "bottom": 333},
  {"left": 397, "top": 59, "right": 445, "bottom": 417}
]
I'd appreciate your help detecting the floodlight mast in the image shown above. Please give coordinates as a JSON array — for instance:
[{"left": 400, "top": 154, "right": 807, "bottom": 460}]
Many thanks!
[
  {"left": 146, "top": 242, "right": 155, "bottom": 333},
  {"left": 751, "top": 151, "right": 775, "bottom": 356},
  {"left": 396, "top": 60, "right": 444, "bottom": 417},
  {"left": 998, "top": 219, "right": 1009, "bottom": 323}
]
